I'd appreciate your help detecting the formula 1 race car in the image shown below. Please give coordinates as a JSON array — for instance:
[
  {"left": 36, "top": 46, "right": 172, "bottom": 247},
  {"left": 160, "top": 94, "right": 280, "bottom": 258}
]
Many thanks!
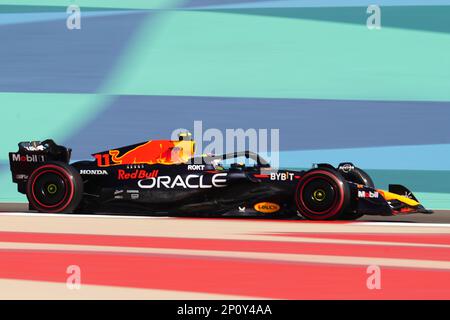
[{"left": 8, "top": 135, "right": 432, "bottom": 220}]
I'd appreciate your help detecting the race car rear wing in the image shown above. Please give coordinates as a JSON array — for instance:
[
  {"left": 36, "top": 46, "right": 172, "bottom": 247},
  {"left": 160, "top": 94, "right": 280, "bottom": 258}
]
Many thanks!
[{"left": 9, "top": 139, "right": 71, "bottom": 193}]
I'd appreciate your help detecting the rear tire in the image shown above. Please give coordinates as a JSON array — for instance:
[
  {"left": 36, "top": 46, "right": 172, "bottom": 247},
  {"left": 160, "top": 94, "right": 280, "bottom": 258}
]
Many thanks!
[
  {"left": 295, "top": 169, "right": 350, "bottom": 220},
  {"left": 26, "top": 162, "right": 83, "bottom": 213}
]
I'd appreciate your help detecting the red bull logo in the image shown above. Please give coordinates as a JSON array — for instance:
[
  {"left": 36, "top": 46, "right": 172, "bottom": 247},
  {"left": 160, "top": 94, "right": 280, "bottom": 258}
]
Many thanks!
[
  {"left": 95, "top": 140, "right": 195, "bottom": 167},
  {"left": 118, "top": 169, "right": 159, "bottom": 180}
]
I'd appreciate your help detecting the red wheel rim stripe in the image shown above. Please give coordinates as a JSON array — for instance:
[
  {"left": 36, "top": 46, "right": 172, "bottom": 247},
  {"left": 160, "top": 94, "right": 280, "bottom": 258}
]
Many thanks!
[
  {"left": 299, "top": 176, "right": 339, "bottom": 214},
  {"left": 295, "top": 170, "right": 345, "bottom": 219},
  {"left": 29, "top": 165, "right": 75, "bottom": 213}
]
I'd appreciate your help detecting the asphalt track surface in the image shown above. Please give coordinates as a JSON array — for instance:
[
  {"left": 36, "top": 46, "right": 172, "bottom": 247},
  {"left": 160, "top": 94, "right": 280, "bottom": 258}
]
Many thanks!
[{"left": 0, "top": 203, "right": 450, "bottom": 299}]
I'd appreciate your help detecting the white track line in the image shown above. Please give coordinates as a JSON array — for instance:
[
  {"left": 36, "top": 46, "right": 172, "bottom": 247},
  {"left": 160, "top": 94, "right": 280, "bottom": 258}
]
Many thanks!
[
  {"left": 0, "top": 279, "right": 260, "bottom": 300},
  {"left": 355, "top": 222, "right": 450, "bottom": 228},
  {"left": 0, "top": 212, "right": 170, "bottom": 219},
  {"left": 2, "top": 212, "right": 450, "bottom": 227}
]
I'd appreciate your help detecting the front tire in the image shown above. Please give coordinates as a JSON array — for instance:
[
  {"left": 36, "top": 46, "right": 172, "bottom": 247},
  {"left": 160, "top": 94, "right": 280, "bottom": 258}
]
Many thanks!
[
  {"left": 26, "top": 162, "right": 83, "bottom": 213},
  {"left": 295, "top": 169, "right": 350, "bottom": 220}
]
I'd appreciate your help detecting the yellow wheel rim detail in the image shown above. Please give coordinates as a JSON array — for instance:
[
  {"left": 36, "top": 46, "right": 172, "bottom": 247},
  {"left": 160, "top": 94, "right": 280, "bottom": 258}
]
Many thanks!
[
  {"left": 313, "top": 189, "right": 326, "bottom": 202},
  {"left": 47, "top": 184, "right": 57, "bottom": 194}
]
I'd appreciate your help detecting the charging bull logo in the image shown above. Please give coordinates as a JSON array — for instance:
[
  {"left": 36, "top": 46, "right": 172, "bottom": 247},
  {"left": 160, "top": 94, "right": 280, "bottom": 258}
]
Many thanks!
[{"left": 108, "top": 140, "right": 194, "bottom": 165}]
